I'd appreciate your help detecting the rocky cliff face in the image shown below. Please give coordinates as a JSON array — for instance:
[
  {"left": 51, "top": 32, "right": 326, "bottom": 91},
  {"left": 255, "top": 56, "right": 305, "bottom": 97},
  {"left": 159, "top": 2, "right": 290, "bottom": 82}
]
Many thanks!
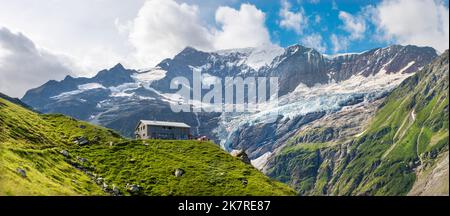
[
  {"left": 327, "top": 45, "right": 437, "bottom": 81},
  {"left": 265, "top": 50, "right": 449, "bottom": 195}
]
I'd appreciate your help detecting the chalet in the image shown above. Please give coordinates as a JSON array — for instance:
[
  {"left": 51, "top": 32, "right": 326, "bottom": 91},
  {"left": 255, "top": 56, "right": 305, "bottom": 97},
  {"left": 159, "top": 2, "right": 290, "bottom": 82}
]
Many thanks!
[{"left": 135, "top": 120, "right": 191, "bottom": 140}]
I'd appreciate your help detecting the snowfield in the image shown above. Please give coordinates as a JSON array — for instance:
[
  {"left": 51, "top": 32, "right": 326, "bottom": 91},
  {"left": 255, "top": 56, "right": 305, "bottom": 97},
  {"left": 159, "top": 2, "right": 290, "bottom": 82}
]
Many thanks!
[
  {"left": 132, "top": 68, "right": 167, "bottom": 82},
  {"left": 51, "top": 83, "right": 106, "bottom": 100},
  {"left": 215, "top": 44, "right": 285, "bottom": 71}
]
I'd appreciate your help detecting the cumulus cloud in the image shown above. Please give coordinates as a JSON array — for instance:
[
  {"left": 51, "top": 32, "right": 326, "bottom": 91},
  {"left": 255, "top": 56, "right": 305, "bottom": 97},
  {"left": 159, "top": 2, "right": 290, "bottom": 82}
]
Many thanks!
[
  {"left": 301, "top": 33, "right": 327, "bottom": 53},
  {"left": 128, "top": 0, "right": 213, "bottom": 67},
  {"left": 126, "top": 0, "right": 273, "bottom": 67},
  {"left": 0, "top": 1, "right": 145, "bottom": 77},
  {"left": 0, "top": 27, "right": 73, "bottom": 97},
  {"left": 372, "top": 0, "right": 449, "bottom": 52},
  {"left": 338, "top": 11, "right": 366, "bottom": 40},
  {"left": 278, "top": 0, "right": 308, "bottom": 34},
  {"left": 0, "top": 0, "right": 275, "bottom": 97},
  {"left": 214, "top": 4, "right": 271, "bottom": 50}
]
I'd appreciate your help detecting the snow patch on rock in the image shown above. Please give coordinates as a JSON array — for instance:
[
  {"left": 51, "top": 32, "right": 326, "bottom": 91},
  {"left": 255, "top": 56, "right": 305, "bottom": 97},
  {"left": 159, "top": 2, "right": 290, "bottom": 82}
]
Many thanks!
[
  {"left": 215, "top": 45, "right": 285, "bottom": 71},
  {"left": 51, "top": 83, "right": 106, "bottom": 100},
  {"left": 132, "top": 68, "right": 167, "bottom": 82},
  {"left": 251, "top": 152, "right": 272, "bottom": 170}
]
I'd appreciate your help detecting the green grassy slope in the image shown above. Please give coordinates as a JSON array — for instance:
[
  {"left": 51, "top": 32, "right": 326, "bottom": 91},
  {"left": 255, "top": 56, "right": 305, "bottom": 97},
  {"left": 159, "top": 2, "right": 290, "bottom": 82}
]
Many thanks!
[
  {"left": 268, "top": 51, "right": 449, "bottom": 195},
  {"left": 0, "top": 98, "right": 115, "bottom": 195},
  {"left": 0, "top": 97, "right": 295, "bottom": 196},
  {"left": 71, "top": 140, "right": 294, "bottom": 195}
]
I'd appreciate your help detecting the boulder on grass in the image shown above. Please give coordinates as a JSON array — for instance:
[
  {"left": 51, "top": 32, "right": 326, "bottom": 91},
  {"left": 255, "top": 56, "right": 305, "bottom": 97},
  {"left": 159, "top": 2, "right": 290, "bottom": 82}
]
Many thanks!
[
  {"left": 77, "top": 156, "right": 88, "bottom": 163},
  {"left": 60, "top": 150, "right": 69, "bottom": 157},
  {"left": 112, "top": 185, "right": 121, "bottom": 196},
  {"left": 16, "top": 168, "right": 27, "bottom": 178},
  {"left": 72, "top": 137, "right": 89, "bottom": 146},
  {"left": 241, "top": 178, "right": 248, "bottom": 187},
  {"left": 174, "top": 168, "right": 185, "bottom": 177},
  {"left": 126, "top": 184, "right": 141, "bottom": 194},
  {"left": 230, "top": 149, "right": 251, "bottom": 164}
]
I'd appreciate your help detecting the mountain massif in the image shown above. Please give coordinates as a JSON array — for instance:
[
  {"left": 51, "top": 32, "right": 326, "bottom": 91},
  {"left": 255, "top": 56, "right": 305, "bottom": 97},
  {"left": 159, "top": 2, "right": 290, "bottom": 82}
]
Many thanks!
[
  {"left": 16, "top": 43, "right": 449, "bottom": 195},
  {"left": 22, "top": 45, "right": 436, "bottom": 140}
]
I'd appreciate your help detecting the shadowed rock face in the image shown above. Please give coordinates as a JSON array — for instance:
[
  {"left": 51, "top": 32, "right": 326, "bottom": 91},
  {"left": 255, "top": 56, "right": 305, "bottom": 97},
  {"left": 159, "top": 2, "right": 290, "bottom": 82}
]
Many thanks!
[
  {"left": 268, "top": 45, "right": 437, "bottom": 96},
  {"left": 90, "top": 63, "right": 136, "bottom": 87},
  {"left": 327, "top": 45, "right": 437, "bottom": 81},
  {"left": 268, "top": 45, "right": 329, "bottom": 96}
]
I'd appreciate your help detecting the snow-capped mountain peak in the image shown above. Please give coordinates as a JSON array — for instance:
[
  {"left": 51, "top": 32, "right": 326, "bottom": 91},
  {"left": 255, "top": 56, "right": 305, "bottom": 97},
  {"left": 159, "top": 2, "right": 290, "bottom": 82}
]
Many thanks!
[{"left": 214, "top": 44, "right": 285, "bottom": 71}]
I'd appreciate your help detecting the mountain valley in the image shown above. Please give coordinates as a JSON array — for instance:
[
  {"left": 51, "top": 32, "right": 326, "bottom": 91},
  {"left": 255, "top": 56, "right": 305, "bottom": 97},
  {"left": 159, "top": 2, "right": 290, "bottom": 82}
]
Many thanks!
[{"left": 9, "top": 44, "right": 449, "bottom": 196}]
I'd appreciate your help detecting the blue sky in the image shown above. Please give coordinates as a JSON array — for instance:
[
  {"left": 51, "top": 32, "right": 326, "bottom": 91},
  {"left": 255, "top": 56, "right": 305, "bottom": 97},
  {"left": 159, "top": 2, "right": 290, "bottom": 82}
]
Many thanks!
[
  {"left": 182, "top": 0, "right": 448, "bottom": 54},
  {"left": 272, "top": 0, "right": 377, "bottom": 51},
  {"left": 1, "top": 0, "right": 449, "bottom": 97},
  {"left": 264, "top": 0, "right": 380, "bottom": 52}
]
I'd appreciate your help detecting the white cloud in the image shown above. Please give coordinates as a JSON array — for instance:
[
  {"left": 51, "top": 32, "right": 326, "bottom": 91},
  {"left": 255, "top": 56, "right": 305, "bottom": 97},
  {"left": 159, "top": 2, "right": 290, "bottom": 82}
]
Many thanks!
[
  {"left": 330, "top": 34, "right": 349, "bottom": 53},
  {"left": 0, "top": 0, "right": 275, "bottom": 97},
  {"left": 279, "top": 0, "right": 307, "bottom": 34},
  {"left": 72, "top": 46, "right": 133, "bottom": 77},
  {"left": 301, "top": 33, "right": 327, "bottom": 53},
  {"left": 372, "top": 0, "right": 449, "bottom": 52},
  {"left": 0, "top": 27, "right": 74, "bottom": 97},
  {"left": 0, "top": 0, "right": 144, "bottom": 76},
  {"left": 128, "top": 0, "right": 213, "bottom": 67},
  {"left": 338, "top": 11, "right": 366, "bottom": 40},
  {"left": 214, "top": 4, "right": 272, "bottom": 50},
  {"left": 126, "top": 0, "right": 273, "bottom": 67}
]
